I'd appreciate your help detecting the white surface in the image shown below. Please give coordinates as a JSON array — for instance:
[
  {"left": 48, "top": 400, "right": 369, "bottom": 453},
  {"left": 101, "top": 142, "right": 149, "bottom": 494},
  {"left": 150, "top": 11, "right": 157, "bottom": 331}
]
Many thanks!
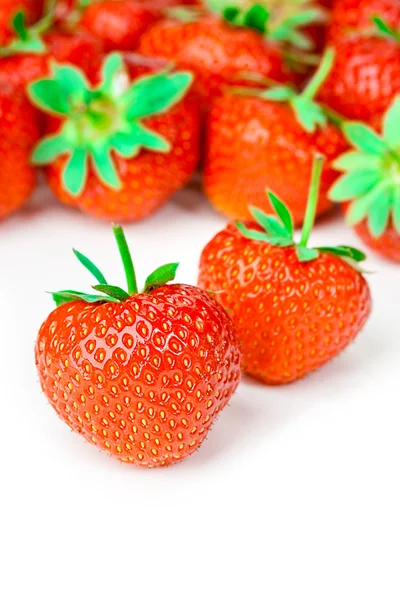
[{"left": 1, "top": 182, "right": 399, "bottom": 600}]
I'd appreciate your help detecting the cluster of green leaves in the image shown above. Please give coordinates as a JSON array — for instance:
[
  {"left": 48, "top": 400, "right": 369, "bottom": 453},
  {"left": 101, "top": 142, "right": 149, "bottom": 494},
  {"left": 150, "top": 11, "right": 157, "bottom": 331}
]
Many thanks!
[
  {"left": 237, "top": 193, "right": 365, "bottom": 264},
  {"left": 28, "top": 53, "right": 193, "bottom": 196},
  {"left": 255, "top": 47, "right": 335, "bottom": 133},
  {"left": 207, "top": 0, "right": 325, "bottom": 49},
  {"left": 53, "top": 226, "right": 180, "bottom": 307},
  {"left": 330, "top": 97, "right": 400, "bottom": 237}
]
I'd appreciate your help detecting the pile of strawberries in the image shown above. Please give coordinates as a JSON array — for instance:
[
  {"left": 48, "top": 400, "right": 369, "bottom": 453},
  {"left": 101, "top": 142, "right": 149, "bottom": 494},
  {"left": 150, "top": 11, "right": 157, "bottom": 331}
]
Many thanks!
[{"left": 1, "top": 0, "right": 399, "bottom": 467}]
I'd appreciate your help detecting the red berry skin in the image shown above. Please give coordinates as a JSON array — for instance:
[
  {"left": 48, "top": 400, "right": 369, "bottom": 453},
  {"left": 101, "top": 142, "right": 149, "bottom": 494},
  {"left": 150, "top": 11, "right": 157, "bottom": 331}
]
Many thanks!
[
  {"left": 319, "top": 36, "right": 400, "bottom": 127},
  {"left": 35, "top": 285, "right": 242, "bottom": 467},
  {"left": 198, "top": 224, "right": 371, "bottom": 385},
  {"left": 0, "top": 82, "right": 40, "bottom": 220},
  {"left": 328, "top": 0, "right": 400, "bottom": 43},
  {"left": 203, "top": 92, "right": 348, "bottom": 226},
  {"left": 0, "top": 0, "right": 42, "bottom": 46},
  {"left": 139, "top": 17, "right": 292, "bottom": 108},
  {"left": 81, "top": 0, "right": 160, "bottom": 52},
  {"left": 353, "top": 221, "right": 400, "bottom": 263},
  {"left": 0, "top": 30, "right": 103, "bottom": 93}
]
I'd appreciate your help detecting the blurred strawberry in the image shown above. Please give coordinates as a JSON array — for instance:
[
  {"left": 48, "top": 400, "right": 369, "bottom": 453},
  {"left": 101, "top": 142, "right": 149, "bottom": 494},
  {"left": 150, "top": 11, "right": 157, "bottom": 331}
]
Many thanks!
[
  {"left": 0, "top": 0, "right": 43, "bottom": 46},
  {"left": 328, "top": 0, "right": 400, "bottom": 43},
  {"left": 0, "top": 81, "right": 40, "bottom": 219}
]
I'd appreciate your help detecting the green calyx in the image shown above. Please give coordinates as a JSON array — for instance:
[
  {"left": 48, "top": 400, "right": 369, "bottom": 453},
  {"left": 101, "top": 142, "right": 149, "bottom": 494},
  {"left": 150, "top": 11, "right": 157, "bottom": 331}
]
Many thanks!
[
  {"left": 207, "top": 0, "right": 326, "bottom": 49},
  {"left": 28, "top": 53, "right": 193, "bottom": 196},
  {"left": 0, "top": 7, "right": 54, "bottom": 57},
  {"left": 52, "top": 225, "right": 179, "bottom": 307},
  {"left": 330, "top": 96, "right": 400, "bottom": 238},
  {"left": 372, "top": 15, "right": 400, "bottom": 43},
  {"left": 257, "top": 47, "right": 336, "bottom": 133},
  {"left": 236, "top": 154, "right": 366, "bottom": 266}
]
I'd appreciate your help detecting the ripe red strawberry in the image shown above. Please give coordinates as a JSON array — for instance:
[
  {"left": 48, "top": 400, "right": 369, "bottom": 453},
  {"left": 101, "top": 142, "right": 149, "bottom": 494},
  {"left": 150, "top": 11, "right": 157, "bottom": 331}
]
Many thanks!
[
  {"left": 36, "top": 226, "right": 241, "bottom": 467},
  {"left": 0, "top": 8, "right": 103, "bottom": 92},
  {"left": 0, "top": 0, "right": 42, "bottom": 46},
  {"left": 328, "top": 0, "right": 400, "bottom": 43},
  {"left": 0, "top": 81, "right": 40, "bottom": 219},
  {"left": 204, "top": 49, "right": 347, "bottom": 226},
  {"left": 319, "top": 31, "right": 400, "bottom": 128},
  {"left": 199, "top": 156, "right": 371, "bottom": 385},
  {"left": 139, "top": 7, "right": 301, "bottom": 107},
  {"left": 80, "top": 1, "right": 160, "bottom": 52},
  {"left": 28, "top": 52, "right": 200, "bottom": 222},
  {"left": 329, "top": 97, "right": 400, "bottom": 263}
]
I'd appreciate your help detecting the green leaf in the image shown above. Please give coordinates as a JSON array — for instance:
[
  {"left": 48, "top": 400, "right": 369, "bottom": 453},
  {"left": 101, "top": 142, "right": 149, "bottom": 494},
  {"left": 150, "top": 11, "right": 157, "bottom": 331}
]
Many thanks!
[
  {"left": 52, "top": 63, "right": 91, "bottom": 103},
  {"left": 52, "top": 290, "right": 115, "bottom": 307},
  {"left": 329, "top": 171, "right": 382, "bottom": 201},
  {"left": 62, "top": 149, "right": 89, "bottom": 196},
  {"left": 292, "top": 97, "right": 327, "bottom": 133},
  {"left": 31, "top": 133, "right": 70, "bottom": 165},
  {"left": 259, "top": 86, "right": 295, "bottom": 102},
  {"left": 346, "top": 185, "right": 384, "bottom": 225},
  {"left": 372, "top": 16, "right": 400, "bottom": 42},
  {"left": 110, "top": 131, "right": 140, "bottom": 158},
  {"left": 250, "top": 206, "right": 291, "bottom": 238},
  {"left": 393, "top": 188, "right": 400, "bottom": 234},
  {"left": 99, "top": 52, "right": 124, "bottom": 94},
  {"left": 9, "top": 34, "right": 47, "bottom": 54},
  {"left": 92, "top": 285, "right": 130, "bottom": 301},
  {"left": 144, "top": 263, "right": 179, "bottom": 292},
  {"left": 12, "top": 11, "right": 28, "bottom": 41},
  {"left": 343, "top": 122, "right": 387, "bottom": 155},
  {"left": 295, "top": 246, "right": 319, "bottom": 262},
  {"left": 382, "top": 96, "right": 400, "bottom": 150},
  {"left": 243, "top": 4, "right": 270, "bottom": 33},
  {"left": 91, "top": 147, "right": 121, "bottom": 190},
  {"left": 236, "top": 221, "right": 273, "bottom": 243},
  {"left": 317, "top": 245, "right": 366, "bottom": 262},
  {"left": 332, "top": 151, "right": 381, "bottom": 172},
  {"left": 73, "top": 249, "right": 108, "bottom": 285},
  {"left": 28, "top": 79, "right": 69, "bottom": 115},
  {"left": 128, "top": 123, "right": 171, "bottom": 153},
  {"left": 367, "top": 187, "right": 392, "bottom": 237},
  {"left": 268, "top": 192, "right": 294, "bottom": 236},
  {"left": 124, "top": 71, "right": 193, "bottom": 119}
]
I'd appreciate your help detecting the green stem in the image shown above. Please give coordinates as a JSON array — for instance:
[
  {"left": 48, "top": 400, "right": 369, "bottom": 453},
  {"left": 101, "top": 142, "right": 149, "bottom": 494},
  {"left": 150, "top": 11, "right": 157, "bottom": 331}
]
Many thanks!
[
  {"left": 301, "top": 47, "right": 335, "bottom": 101},
  {"left": 373, "top": 16, "right": 400, "bottom": 43},
  {"left": 299, "top": 154, "right": 325, "bottom": 247},
  {"left": 113, "top": 225, "right": 138, "bottom": 295}
]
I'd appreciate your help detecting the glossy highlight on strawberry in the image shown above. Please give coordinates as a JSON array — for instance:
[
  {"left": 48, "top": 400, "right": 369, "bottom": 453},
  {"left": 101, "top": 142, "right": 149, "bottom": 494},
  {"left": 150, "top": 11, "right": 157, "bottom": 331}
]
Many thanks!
[{"left": 36, "top": 226, "right": 242, "bottom": 467}]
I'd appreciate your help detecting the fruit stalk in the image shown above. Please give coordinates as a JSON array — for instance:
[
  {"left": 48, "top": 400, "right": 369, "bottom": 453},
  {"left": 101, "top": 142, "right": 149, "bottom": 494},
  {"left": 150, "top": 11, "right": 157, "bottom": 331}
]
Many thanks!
[
  {"left": 299, "top": 154, "right": 325, "bottom": 247},
  {"left": 301, "top": 47, "right": 335, "bottom": 101},
  {"left": 113, "top": 224, "right": 138, "bottom": 294}
]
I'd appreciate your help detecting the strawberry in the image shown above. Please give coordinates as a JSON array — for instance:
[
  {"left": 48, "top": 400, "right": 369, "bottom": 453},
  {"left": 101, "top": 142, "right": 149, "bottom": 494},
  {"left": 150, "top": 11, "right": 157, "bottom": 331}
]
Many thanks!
[
  {"left": 0, "top": 81, "right": 40, "bottom": 219},
  {"left": 319, "top": 20, "right": 400, "bottom": 127},
  {"left": 0, "top": 8, "right": 103, "bottom": 92},
  {"left": 198, "top": 155, "right": 371, "bottom": 385},
  {"left": 36, "top": 225, "right": 241, "bottom": 467},
  {"left": 139, "top": 3, "right": 311, "bottom": 107},
  {"left": 28, "top": 52, "right": 200, "bottom": 222},
  {"left": 80, "top": 1, "right": 160, "bottom": 52},
  {"left": 203, "top": 49, "right": 347, "bottom": 226},
  {"left": 0, "top": 0, "right": 42, "bottom": 46},
  {"left": 329, "top": 97, "right": 400, "bottom": 263},
  {"left": 328, "top": 0, "right": 400, "bottom": 43}
]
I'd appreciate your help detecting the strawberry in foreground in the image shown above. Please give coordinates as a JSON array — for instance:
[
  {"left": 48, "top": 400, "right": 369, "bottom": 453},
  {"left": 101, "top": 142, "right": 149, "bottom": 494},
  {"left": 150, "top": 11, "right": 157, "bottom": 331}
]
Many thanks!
[
  {"left": 199, "top": 155, "right": 371, "bottom": 385},
  {"left": 319, "top": 18, "right": 400, "bottom": 129},
  {"left": 204, "top": 48, "right": 347, "bottom": 225},
  {"left": 330, "top": 97, "right": 400, "bottom": 263},
  {"left": 0, "top": 81, "right": 40, "bottom": 219},
  {"left": 36, "top": 226, "right": 242, "bottom": 467},
  {"left": 28, "top": 52, "right": 200, "bottom": 222}
]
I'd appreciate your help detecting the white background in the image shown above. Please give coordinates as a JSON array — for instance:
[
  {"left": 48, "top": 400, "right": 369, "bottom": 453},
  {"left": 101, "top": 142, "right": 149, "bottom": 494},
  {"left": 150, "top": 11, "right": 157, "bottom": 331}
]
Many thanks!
[{"left": 1, "top": 182, "right": 399, "bottom": 599}]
